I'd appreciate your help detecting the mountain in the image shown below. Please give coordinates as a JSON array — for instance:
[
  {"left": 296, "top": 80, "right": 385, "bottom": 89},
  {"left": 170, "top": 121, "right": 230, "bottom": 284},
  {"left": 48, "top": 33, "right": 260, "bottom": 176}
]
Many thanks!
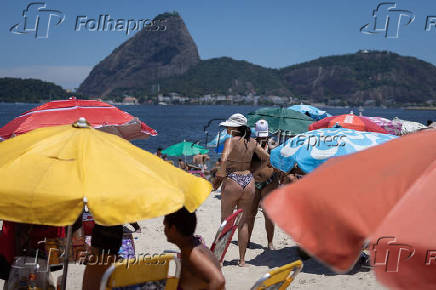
[
  {"left": 111, "top": 57, "right": 290, "bottom": 97},
  {"left": 76, "top": 11, "right": 436, "bottom": 106},
  {"left": 78, "top": 12, "right": 200, "bottom": 96},
  {"left": 0, "top": 78, "right": 72, "bottom": 103},
  {"left": 280, "top": 50, "right": 436, "bottom": 106},
  {"left": 112, "top": 51, "right": 436, "bottom": 106}
]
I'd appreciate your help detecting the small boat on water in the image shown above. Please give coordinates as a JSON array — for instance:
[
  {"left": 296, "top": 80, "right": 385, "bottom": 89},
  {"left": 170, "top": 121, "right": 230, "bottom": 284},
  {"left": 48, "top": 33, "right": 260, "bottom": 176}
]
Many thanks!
[{"left": 158, "top": 102, "right": 168, "bottom": 105}]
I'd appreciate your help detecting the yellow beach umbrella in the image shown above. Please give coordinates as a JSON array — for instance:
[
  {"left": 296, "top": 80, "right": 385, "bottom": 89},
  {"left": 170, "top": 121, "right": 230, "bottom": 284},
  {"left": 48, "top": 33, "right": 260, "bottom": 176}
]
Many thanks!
[{"left": 0, "top": 118, "right": 212, "bottom": 226}]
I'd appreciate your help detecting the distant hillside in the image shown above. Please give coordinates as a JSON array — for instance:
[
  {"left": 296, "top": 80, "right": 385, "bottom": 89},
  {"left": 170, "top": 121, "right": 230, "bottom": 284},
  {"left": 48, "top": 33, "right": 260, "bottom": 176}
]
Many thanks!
[
  {"left": 4, "top": 11, "right": 436, "bottom": 106},
  {"left": 111, "top": 57, "right": 290, "bottom": 97},
  {"left": 110, "top": 51, "right": 436, "bottom": 106},
  {"left": 76, "top": 11, "right": 436, "bottom": 106},
  {"left": 280, "top": 50, "right": 436, "bottom": 106},
  {"left": 0, "top": 78, "right": 72, "bottom": 103}
]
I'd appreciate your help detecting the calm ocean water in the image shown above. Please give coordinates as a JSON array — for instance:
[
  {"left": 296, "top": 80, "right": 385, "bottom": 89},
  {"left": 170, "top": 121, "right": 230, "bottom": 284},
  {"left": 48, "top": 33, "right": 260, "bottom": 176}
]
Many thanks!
[{"left": 1, "top": 103, "right": 435, "bottom": 165}]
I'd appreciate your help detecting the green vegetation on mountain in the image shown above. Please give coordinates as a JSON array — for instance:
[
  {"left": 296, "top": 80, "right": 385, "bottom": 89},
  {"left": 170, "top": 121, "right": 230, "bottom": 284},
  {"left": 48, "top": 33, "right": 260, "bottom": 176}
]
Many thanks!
[
  {"left": 110, "top": 51, "right": 436, "bottom": 106},
  {"left": 0, "top": 78, "right": 78, "bottom": 103},
  {"left": 112, "top": 57, "right": 289, "bottom": 97},
  {"left": 279, "top": 50, "right": 436, "bottom": 106}
]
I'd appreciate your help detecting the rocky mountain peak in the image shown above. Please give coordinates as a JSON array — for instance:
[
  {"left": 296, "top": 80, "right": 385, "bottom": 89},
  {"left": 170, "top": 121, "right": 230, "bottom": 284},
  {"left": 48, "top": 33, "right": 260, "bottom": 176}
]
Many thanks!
[{"left": 78, "top": 12, "right": 200, "bottom": 96}]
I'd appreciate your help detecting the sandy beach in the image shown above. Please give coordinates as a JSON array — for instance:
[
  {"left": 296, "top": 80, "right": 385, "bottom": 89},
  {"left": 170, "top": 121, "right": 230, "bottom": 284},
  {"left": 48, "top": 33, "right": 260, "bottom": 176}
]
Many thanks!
[{"left": 0, "top": 188, "right": 385, "bottom": 290}]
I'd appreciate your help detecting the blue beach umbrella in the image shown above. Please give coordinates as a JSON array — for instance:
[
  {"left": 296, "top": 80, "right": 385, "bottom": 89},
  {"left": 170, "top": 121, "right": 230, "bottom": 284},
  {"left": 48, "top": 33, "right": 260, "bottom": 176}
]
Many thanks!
[
  {"left": 208, "top": 128, "right": 257, "bottom": 153},
  {"left": 288, "top": 105, "right": 331, "bottom": 121},
  {"left": 207, "top": 129, "right": 231, "bottom": 153},
  {"left": 270, "top": 128, "right": 397, "bottom": 173}
]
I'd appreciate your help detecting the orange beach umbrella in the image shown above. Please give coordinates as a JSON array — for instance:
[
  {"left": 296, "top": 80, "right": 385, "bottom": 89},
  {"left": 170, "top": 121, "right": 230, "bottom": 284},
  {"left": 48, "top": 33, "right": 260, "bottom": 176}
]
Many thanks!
[
  {"left": 309, "top": 113, "right": 388, "bottom": 134},
  {"left": 263, "top": 130, "right": 436, "bottom": 289}
]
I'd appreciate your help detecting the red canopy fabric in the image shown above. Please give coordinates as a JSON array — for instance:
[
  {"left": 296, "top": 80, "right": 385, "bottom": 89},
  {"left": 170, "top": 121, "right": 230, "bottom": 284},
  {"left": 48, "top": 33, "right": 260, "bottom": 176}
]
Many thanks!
[
  {"left": 0, "top": 98, "right": 157, "bottom": 140},
  {"left": 309, "top": 114, "right": 388, "bottom": 134},
  {"left": 263, "top": 130, "right": 436, "bottom": 290}
]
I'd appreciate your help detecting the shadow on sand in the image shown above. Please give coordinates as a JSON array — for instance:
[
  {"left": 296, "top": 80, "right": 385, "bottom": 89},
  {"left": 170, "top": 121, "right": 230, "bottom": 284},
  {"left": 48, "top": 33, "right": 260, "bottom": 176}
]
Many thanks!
[
  {"left": 230, "top": 240, "right": 267, "bottom": 250},
  {"left": 223, "top": 245, "right": 366, "bottom": 276}
]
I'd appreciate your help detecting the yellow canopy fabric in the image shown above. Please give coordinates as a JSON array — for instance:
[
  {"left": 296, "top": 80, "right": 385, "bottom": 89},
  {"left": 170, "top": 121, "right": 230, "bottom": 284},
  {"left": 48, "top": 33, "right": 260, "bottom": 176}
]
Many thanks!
[{"left": 0, "top": 124, "right": 211, "bottom": 226}]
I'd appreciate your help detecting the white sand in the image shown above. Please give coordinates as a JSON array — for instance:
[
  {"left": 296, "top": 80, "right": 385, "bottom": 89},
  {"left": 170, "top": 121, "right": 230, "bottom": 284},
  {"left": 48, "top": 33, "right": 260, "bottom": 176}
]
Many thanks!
[{"left": 1, "top": 189, "right": 387, "bottom": 289}]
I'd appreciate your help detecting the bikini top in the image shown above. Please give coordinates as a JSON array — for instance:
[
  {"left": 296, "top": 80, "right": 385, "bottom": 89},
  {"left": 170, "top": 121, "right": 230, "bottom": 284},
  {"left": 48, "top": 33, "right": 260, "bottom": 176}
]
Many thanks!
[{"left": 217, "top": 137, "right": 269, "bottom": 177}]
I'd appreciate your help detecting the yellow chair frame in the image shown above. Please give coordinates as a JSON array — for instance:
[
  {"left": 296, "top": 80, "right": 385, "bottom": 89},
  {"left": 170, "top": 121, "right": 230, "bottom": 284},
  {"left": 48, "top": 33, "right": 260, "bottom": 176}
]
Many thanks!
[
  {"left": 250, "top": 260, "right": 303, "bottom": 290},
  {"left": 99, "top": 253, "right": 181, "bottom": 290}
]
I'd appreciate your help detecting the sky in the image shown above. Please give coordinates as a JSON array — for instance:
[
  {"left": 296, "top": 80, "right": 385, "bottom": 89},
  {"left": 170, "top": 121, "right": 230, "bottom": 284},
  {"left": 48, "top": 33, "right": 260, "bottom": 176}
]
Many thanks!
[{"left": 1, "top": 0, "right": 436, "bottom": 90}]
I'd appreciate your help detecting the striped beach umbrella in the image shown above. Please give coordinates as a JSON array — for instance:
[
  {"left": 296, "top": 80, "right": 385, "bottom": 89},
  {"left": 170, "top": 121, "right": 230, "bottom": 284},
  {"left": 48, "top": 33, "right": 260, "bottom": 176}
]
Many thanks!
[
  {"left": 362, "top": 116, "right": 402, "bottom": 135},
  {"left": 309, "top": 113, "right": 388, "bottom": 134},
  {"left": 270, "top": 128, "right": 397, "bottom": 173},
  {"left": 0, "top": 97, "right": 157, "bottom": 140}
]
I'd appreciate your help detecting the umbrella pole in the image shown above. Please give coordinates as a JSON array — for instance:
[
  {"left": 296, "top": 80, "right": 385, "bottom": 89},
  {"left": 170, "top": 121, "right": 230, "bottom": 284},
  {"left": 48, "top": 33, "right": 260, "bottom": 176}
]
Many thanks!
[{"left": 61, "top": 225, "right": 72, "bottom": 290}]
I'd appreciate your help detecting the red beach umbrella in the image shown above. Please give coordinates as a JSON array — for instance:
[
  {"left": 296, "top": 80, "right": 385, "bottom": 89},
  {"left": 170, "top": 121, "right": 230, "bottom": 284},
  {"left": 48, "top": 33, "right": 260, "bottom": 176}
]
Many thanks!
[
  {"left": 0, "top": 97, "right": 157, "bottom": 140},
  {"left": 309, "top": 113, "right": 388, "bottom": 134},
  {"left": 262, "top": 130, "right": 436, "bottom": 290}
]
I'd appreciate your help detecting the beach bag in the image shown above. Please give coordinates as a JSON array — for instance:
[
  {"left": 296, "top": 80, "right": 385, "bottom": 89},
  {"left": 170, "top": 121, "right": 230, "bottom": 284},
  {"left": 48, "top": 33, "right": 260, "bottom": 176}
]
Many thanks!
[{"left": 118, "top": 233, "right": 135, "bottom": 259}]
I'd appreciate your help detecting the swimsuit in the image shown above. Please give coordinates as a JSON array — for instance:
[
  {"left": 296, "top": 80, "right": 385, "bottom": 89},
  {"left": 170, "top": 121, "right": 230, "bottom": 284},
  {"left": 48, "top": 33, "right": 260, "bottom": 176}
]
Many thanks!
[
  {"left": 227, "top": 172, "right": 253, "bottom": 189},
  {"left": 255, "top": 172, "right": 278, "bottom": 190}
]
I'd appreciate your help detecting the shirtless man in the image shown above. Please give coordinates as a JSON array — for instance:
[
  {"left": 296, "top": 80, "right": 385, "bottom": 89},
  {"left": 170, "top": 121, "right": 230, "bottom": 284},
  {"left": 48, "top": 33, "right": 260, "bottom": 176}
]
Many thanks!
[
  {"left": 163, "top": 208, "right": 225, "bottom": 290},
  {"left": 178, "top": 158, "right": 188, "bottom": 170},
  {"left": 193, "top": 154, "right": 210, "bottom": 171}
]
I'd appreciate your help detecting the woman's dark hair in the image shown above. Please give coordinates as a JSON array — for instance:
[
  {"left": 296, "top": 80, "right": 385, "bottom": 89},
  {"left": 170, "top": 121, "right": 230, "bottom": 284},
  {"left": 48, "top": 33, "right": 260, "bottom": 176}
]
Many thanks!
[
  {"left": 164, "top": 207, "right": 197, "bottom": 236},
  {"left": 234, "top": 125, "right": 251, "bottom": 142},
  {"left": 91, "top": 225, "right": 123, "bottom": 254}
]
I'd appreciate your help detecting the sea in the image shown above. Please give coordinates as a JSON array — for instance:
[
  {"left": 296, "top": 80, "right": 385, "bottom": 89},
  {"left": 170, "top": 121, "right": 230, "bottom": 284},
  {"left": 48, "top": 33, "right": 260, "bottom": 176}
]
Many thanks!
[{"left": 0, "top": 103, "right": 435, "bottom": 166}]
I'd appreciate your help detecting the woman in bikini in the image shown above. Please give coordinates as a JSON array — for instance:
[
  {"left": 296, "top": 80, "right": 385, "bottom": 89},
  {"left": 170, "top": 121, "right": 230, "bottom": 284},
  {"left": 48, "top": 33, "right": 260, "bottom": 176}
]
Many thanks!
[{"left": 213, "top": 113, "right": 269, "bottom": 267}]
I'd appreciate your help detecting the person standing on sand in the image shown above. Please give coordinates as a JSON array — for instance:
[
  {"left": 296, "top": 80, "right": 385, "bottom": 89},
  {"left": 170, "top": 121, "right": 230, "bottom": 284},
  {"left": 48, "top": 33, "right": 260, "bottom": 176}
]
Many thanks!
[
  {"left": 248, "top": 119, "right": 279, "bottom": 250},
  {"left": 178, "top": 158, "right": 188, "bottom": 170},
  {"left": 164, "top": 208, "right": 225, "bottom": 290},
  {"left": 193, "top": 153, "right": 210, "bottom": 174},
  {"left": 213, "top": 113, "right": 269, "bottom": 267},
  {"left": 155, "top": 147, "right": 163, "bottom": 158}
]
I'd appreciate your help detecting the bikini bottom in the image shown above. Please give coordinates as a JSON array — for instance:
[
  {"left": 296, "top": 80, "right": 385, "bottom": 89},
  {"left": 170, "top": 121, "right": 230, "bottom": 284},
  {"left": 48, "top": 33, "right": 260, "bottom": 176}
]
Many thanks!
[{"left": 227, "top": 172, "right": 253, "bottom": 189}]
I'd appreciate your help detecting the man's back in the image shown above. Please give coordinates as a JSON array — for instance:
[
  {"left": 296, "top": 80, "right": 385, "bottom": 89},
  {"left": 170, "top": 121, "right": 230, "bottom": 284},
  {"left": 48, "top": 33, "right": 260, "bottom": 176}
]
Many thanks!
[{"left": 180, "top": 240, "right": 223, "bottom": 290}]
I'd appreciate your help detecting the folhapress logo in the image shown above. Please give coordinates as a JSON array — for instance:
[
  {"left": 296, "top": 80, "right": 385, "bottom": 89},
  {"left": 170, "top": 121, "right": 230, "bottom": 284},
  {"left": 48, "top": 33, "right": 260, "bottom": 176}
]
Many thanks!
[
  {"left": 372, "top": 237, "right": 415, "bottom": 272},
  {"left": 360, "top": 2, "right": 415, "bottom": 38},
  {"left": 9, "top": 2, "right": 65, "bottom": 39}
]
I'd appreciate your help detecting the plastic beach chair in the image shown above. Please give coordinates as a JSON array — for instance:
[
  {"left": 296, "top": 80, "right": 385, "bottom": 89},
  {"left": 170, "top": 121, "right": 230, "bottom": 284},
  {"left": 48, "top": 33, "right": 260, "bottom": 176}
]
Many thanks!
[
  {"left": 99, "top": 253, "right": 181, "bottom": 290},
  {"left": 210, "top": 209, "right": 243, "bottom": 263},
  {"left": 250, "top": 260, "right": 303, "bottom": 290}
]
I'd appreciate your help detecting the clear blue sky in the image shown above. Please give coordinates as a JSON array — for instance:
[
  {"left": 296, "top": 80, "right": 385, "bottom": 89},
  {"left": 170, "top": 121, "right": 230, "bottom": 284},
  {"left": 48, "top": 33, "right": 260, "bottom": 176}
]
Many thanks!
[{"left": 1, "top": 0, "right": 436, "bottom": 90}]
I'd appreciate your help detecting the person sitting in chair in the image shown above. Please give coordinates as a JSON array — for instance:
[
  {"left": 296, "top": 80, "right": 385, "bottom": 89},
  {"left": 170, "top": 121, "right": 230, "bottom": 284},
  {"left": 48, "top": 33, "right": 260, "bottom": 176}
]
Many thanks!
[
  {"left": 82, "top": 225, "right": 123, "bottom": 290},
  {"left": 163, "top": 208, "right": 225, "bottom": 290}
]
